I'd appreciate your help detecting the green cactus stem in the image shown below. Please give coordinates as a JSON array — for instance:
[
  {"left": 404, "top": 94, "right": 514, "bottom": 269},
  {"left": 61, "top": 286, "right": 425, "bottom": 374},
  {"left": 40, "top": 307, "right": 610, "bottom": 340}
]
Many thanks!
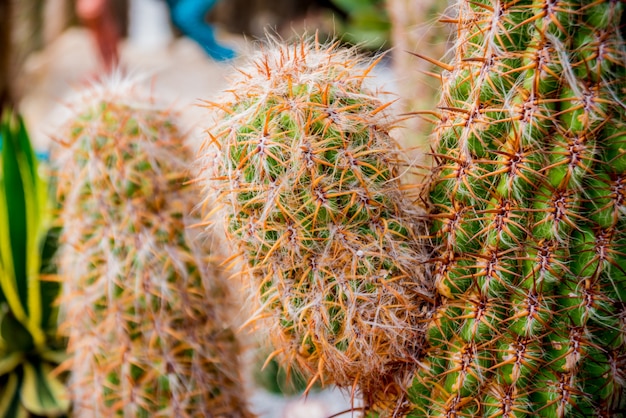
[
  {"left": 198, "top": 37, "right": 432, "bottom": 412},
  {"left": 410, "top": 0, "right": 626, "bottom": 416}
]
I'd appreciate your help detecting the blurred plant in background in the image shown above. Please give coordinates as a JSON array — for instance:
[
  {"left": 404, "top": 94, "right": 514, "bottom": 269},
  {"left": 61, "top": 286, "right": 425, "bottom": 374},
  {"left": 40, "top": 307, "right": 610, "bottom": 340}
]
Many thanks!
[
  {"left": 329, "top": 0, "right": 390, "bottom": 50},
  {"left": 0, "top": 109, "right": 68, "bottom": 418},
  {"left": 54, "top": 77, "right": 252, "bottom": 417}
]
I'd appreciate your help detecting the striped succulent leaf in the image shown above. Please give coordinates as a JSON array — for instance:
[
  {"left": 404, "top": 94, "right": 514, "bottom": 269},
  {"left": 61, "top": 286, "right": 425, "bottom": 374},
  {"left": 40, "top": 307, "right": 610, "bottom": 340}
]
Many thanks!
[{"left": 0, "top": 109, "right": 68, "bottom": 418}]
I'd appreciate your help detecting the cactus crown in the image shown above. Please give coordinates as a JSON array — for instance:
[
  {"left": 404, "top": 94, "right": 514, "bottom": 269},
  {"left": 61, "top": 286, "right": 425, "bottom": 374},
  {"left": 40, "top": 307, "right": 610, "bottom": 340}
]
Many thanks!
[{"left": 199, "top": 37, "right": 432, "bottom": 411}]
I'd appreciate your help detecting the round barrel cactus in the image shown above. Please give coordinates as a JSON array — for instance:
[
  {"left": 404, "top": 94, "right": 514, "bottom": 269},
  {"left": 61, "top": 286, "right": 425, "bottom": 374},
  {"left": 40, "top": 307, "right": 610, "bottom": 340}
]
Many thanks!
[{"left": 54, "top": 76, "right": 252, "bottom": 417}]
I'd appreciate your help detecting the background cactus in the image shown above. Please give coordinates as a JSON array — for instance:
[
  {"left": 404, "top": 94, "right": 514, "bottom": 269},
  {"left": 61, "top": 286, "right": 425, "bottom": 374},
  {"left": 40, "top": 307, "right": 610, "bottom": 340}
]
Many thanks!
[
  {"left": 199, "top": 38, "right": 431, "bottom": 411},
  {"left": 409, "top": 0, "right": 626, "bottom": 416},
  {"left": 54, "top": 77, "right": 251, "bottom": 417},
  {"left": 0, "top": 109, "right": 68, "bottom": 418}
]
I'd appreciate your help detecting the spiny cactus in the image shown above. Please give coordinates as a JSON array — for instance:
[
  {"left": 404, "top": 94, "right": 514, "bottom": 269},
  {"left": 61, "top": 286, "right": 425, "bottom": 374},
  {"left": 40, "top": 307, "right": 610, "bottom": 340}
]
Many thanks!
[
  {"left": 54, "top": 77, "right": 252, "bottom": 417},
  {"left": 410, "top": 0, "right": 626, "bottom": 416},
  {"left": 198, "top": 38, "right": 431, "bottom": 410}
]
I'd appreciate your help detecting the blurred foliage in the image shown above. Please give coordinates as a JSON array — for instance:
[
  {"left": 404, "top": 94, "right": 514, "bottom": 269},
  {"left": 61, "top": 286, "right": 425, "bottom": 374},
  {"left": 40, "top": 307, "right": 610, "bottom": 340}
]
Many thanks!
[
  {"left": 330, "top": 0, "right": 390, "bottom": 50},
  {"left": 211, "top": 0, "right": 391, "bottom": 51},
  {"left": 0, "top": 110, "right": 68, "bottom": 418}
]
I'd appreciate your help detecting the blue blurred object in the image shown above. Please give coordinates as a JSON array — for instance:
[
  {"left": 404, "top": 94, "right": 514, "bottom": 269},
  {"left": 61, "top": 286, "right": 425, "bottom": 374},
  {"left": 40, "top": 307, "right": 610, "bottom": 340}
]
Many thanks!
[
  {"left": 166, "top": 0, "right": 236, "bottom": 61},
  {"left": 35, "top": 151, "right": 50, "bottom": 162}
]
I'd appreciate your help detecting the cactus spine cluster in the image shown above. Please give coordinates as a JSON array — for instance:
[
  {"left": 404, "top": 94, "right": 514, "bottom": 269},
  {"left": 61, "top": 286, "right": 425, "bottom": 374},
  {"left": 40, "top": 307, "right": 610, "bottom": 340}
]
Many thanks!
[
  {"left": 199, "top": 38, "right": 431, "bottom": 408},
  {"left": 55, "top": 78, "right": 251, "bottom": 417},
  {"left": 409, "top": 0, "right": 626, "bottom": 416}
]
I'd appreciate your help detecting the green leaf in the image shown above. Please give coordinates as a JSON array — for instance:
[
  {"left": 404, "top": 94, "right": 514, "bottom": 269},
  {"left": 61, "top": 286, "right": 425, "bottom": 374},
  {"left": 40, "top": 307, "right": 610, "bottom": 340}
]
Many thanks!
[
  {"left": 0, "top": 351, "right": 23, "bottom": 375},
  {"left": 0, "top": 310, "right": 34, "bottom": 353},
  {"left": 0, "top": 112, "right": 29, "bottom": 311},
  {"left": 0, "top": 372, "right": 28, "bottom": 418},
  {"left": 20, "top": 361, "right": 70, "bottom": 417},
  {"left": 39, "top": 349, "right": 68, "bottom": 366},
  {"left": 0, "top": 111, "right": 46, "bottom": 347},
  {"left": 16, "top": 115, "right": 45, "bottom": 338},
  {"left": 39, "top": 227, "right": 62, "bottom": 330},
  {"left": 14, "top": 116, "right": 38, "bottom": 190},
  {"left": 331, "top": 0, "right": 383, "bottom": 13}
]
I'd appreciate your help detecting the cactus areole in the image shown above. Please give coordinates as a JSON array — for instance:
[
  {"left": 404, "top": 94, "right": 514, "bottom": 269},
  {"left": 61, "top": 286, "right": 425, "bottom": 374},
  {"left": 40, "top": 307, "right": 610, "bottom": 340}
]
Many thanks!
[{"left": 411, "top": 0, "right": 626, "bottom": 417}]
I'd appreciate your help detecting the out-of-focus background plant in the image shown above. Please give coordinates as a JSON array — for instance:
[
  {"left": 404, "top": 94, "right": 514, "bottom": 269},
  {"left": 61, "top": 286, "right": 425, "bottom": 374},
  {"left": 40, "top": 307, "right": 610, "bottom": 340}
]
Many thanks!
[
  {"left": 328, "top": 0, "right": 390, "bottom": 50},
  {"left": 0, "top": 109, "right": 68, "bottom": 417}
]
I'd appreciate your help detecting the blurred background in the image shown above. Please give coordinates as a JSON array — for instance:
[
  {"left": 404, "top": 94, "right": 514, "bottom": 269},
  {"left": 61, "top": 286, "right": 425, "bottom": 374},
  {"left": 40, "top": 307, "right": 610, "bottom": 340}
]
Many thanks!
[
  {"left": 1, "top": 0, "right": 451, "bottom": 151},
  {"left": 0, "top": 1, "right": 450, "bottom": 416}
]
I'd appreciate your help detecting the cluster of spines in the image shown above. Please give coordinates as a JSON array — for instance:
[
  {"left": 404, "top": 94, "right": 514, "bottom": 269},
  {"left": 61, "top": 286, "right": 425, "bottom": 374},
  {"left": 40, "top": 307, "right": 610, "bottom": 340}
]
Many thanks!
[
  {"left": 55, "top": 79, "right": 251, "bottom": 417},
  {"left": 409, "top": 0, "right": 626, "bottom": 416},
  {"left": 199, "top": 38, "right": 431, "bottom": 410}
]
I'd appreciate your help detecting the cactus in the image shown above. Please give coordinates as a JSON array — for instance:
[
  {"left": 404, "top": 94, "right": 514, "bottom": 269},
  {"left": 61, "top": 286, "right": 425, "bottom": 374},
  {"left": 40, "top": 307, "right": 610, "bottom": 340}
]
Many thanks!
[
  {"left": 54, "top": 77, "right": 251, "bottom": 417},
  {"left": 0, "top": 109, "right": 69, "bottom": 418},
  {"left": 198, "top": 38, "right": 431, "bottom": 410},
  {"left": 199, "top": 1, "right": 626, "bottom": 414},
  {"left": 409, "top": 0, "right": 626, "bottom": 416}
]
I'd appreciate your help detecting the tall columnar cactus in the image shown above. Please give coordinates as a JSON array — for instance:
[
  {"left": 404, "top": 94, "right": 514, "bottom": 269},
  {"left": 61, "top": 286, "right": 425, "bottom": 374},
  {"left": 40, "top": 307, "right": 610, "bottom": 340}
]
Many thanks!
[
  {"left": 409, "top": 0, "right": 626, "bottom": 416},
  {"left": 54, "top": 77, "right": 251, "bottom": 417},
  {"left": 199, "top": 38, "right": 431, "bottom": 409}
]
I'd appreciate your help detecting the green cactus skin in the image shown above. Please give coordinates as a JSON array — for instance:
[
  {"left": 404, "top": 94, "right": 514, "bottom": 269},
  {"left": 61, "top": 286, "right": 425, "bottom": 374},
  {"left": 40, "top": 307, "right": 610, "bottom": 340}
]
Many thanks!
[
  {"left": 55, "top": 78, "right": 252, "bottom": 417},
  {"left": 410, "top": 0, "right": 626, "bottom": 416},
  {"left": 199, "top": 38, "right": 431, "bottom": 411}
]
